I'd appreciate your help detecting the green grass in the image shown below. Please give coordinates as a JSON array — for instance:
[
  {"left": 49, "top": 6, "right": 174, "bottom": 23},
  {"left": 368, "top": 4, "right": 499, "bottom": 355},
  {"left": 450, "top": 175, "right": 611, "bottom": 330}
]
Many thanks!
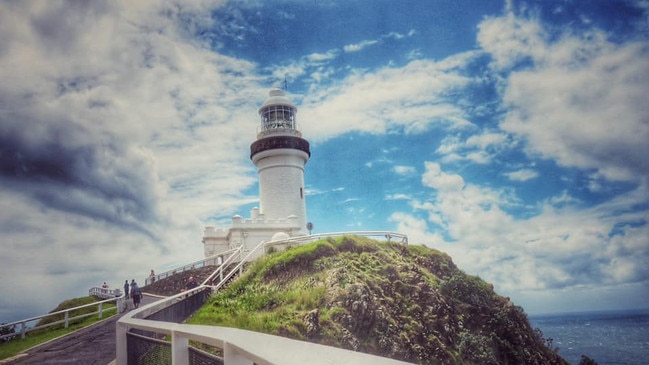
[
  {"left": 0, "top": 296, "right": 117, "bottom": 360},
  {"left": 186, "top": 237, "right": 412, "bottom": 341}
]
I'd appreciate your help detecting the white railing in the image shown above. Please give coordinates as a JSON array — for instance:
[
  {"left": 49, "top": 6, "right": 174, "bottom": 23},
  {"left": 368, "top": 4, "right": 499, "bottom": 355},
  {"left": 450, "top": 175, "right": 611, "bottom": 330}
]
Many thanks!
[
  {"left": 264, "top": 230, "right": 408, "bottom": 249},
  {"left": 202, "top": 245, "right": 244, "bottom": 286},
  {"left": 0, "top": 290, "right": 125, "bottom": 342},
  {"left": 89, "top": 287, "right": 123, "bottom": 299},
  {"left": 145, "top": 247, "right": 242, "bottom": 286},
  {"left": 117, "top": 232, "right": 410, "bottom": 365}
]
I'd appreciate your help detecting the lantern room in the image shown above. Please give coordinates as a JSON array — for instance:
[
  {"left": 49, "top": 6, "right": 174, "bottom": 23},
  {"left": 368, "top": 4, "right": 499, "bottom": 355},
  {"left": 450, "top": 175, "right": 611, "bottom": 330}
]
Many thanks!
[{"left": 258, "top": 89, "right": 298, "bottom": 133}]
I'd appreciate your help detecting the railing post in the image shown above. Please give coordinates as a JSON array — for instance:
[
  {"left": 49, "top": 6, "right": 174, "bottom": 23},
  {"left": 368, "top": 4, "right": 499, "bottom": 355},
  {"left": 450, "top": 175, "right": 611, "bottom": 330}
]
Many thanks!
[
  {"left": 116, "top": 322, "right": 128, "bottom": 365},
  {"left": 64, "top": 311, "right": 69, "bottom": 328},
  {"left": 20, "top": 322, "right": 26, "bottom": 339},
  {"left": 171, "top": 331, "right": 189, "bottom": 365},
  {"left": 223, "top": 342, "right": 253, "bottom": 365},
  {"left": 98, "top": 303, "right": 103, "bottom": 319},
  {"left": 117, "top": 297, "right": 126, "bottom": 313}
]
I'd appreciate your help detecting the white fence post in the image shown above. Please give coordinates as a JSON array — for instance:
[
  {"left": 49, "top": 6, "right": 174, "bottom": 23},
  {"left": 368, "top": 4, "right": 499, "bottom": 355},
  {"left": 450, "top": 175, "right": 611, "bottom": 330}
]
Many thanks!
[
  {"left": 171, "top": 331, "right": 190, "bottom": 365},
  {"left": 116, "top": 322, "right": 128, "bottom": 365}
]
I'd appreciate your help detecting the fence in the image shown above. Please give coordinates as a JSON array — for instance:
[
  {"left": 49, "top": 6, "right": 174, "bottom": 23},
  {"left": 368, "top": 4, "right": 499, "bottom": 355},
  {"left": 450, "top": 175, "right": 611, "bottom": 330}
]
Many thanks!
[
  {"left": 117, "top": 232, "right": 412, "bottom": 365},
  {"left": 0, "top": 290, "right": 125, "bottom": 342}
]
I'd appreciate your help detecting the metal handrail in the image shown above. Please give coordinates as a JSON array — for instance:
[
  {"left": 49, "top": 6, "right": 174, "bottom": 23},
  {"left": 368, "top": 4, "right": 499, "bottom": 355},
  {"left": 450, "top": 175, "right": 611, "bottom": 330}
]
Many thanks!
[
  {"left": 264, "top": 230, "right": 408, "bottom": 247},
  {"left": 1, "top": 290, "right": 125, "bottom": 342},
  {"left": 117, "top": 231, "right": 410, "bottom": 365},
  {"left": 145, "top": 247, "right": 243, "bottom": 286},
  {"left": 201, "top": 246, "right": 244, "bottom": 286}
]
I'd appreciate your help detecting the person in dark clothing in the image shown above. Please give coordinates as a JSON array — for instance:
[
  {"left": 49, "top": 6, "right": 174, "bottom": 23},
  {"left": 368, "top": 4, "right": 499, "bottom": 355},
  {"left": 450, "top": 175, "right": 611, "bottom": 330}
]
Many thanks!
[
  {"left": 124, "top": 280, "right": 130, "bottom": 299},
  {"left": 183, "top": 276, "right": 198, "bottom": 291},
  {"left": 131, "top": 283, "right": 142, "bottom": 308}
]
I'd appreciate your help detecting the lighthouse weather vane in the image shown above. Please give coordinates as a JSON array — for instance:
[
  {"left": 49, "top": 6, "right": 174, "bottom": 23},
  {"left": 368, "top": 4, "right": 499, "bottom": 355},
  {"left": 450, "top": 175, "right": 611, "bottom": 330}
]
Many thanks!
[{"left": 282, "top": 74, "right": 288, "bottom": 91}]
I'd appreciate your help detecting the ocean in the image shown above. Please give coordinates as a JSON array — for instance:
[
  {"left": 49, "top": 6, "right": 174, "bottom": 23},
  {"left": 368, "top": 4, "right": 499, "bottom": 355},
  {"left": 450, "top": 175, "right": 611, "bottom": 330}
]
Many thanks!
[{"left": 529, "top": 308, "right": 649, "bottom": 365}]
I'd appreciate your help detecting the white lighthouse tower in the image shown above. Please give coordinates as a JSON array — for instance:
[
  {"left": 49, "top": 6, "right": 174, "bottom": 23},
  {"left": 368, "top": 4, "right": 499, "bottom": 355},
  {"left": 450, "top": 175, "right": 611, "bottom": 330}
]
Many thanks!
[
  {"left": 251, "top": 89, "right": 310, "bottom": 233},
  {"left": 202, "top": 89, "right": 310, "bottom": 259}
]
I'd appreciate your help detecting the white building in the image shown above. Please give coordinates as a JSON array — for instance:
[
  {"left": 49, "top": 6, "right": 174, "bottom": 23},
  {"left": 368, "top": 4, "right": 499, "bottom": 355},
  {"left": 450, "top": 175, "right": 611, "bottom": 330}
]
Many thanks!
[{"left": 202, "top": 89, "right": 311, "bottom": 259}]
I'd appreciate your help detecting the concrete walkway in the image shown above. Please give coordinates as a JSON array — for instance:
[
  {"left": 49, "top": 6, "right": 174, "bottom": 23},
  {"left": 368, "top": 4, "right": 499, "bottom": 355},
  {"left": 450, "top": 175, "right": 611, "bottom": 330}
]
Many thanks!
[{"left": 3, "top": 295, "right": 159, "bottom": 365}]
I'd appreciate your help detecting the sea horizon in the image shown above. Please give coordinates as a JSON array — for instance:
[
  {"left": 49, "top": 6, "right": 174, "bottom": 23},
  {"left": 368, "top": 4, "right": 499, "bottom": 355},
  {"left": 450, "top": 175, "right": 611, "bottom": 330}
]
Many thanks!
[{"left": 529, "top": 307, "right": 649, "bottom": 365}]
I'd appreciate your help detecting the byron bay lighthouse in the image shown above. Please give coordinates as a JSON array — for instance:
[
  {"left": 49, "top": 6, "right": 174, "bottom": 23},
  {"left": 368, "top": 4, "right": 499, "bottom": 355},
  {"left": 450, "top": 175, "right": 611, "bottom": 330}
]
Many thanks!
[{"left": 202, "top": 89, "right": 311, "bottom": 259}]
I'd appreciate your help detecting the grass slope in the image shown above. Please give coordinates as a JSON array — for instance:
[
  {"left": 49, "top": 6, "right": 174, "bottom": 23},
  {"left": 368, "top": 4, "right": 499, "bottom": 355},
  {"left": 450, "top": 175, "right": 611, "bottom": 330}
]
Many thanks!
[{"left": 188, "top": 236, "right": 567, "bottom": 365}]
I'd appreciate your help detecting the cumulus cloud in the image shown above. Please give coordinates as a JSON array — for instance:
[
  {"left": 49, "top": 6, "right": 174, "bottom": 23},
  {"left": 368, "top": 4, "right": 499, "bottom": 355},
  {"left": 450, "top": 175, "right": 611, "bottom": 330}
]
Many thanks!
[
  {"left": 395, "top": 163, "right": 649, "bottom": 299},
  {"left": 388, "top": 8, "right": 649, "bottom": 311},
  {"left": 0, "top": 0, "right": 268, "bottom": 321},
  {"left": 300, "top": 54, "right": 477, "bottom": 140},
  {"left": 421, "top": 162, "right": 465, "bottom": 192},
  {"left": 479, "top": 12, "right": 649, "bottom": 184}
]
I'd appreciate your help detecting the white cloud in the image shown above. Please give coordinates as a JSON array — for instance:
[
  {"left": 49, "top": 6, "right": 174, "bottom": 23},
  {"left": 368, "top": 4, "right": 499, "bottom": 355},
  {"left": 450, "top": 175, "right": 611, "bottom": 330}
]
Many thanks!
[
  {"left": 343, "top": 30, "right": 415, "bottom": 53},
  {"left": 307, "top": 49, "right": 340, "bottom": 62},
  {"left": 505, "top": 168, "right": 538, "bottom": 181},
  {"left": 421, "top": 162, "right": 465, "bottom": 192},
  {"left": 394, "top": 165, "right": 416, "bottom": 175},
  {"left": 477, "top": 12, "right": 547, "bottom": 71},
  {"left": 436, "top": 132, "right": 512, "bottom": 165},
  {"left": 390, "top": 161, "right": 649, "bottom": 312},
  {"left": 300, "top": 56, "right": 476, "bottom": 141},
  {"left": 479, "top": 12, "right": 649, "bottom": 184},
  {"left": 386, "top": 193, "right": 411, "bottom": 200},
  {"left": 0, "top": 0, "right": 268, "bottom": 321},
  {"left": 465, "top": 132, "right": 508, "bottom": 149},
  {"left": 343, "top": 39, "right": 379, "bottom": 53}
]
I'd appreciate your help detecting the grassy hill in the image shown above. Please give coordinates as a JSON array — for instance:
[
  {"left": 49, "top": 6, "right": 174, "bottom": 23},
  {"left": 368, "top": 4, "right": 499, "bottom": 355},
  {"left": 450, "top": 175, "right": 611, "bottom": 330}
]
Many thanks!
[{"left": 187, "top": 236, "right": 567, "bottom": 365}]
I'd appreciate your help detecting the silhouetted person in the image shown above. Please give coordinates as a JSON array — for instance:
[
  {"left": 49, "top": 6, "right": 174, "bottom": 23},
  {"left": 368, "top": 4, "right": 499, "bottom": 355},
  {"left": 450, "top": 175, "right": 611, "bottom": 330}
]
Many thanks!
[{"left": 124, "top": 280, "right": 130, "bottom": 299}]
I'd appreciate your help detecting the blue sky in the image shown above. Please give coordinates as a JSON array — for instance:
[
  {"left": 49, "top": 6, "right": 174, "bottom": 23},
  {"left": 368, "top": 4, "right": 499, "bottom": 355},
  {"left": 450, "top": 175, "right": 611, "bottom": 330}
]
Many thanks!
[{"left": 0, "top": 0, "right": 648, "bottom": 322}]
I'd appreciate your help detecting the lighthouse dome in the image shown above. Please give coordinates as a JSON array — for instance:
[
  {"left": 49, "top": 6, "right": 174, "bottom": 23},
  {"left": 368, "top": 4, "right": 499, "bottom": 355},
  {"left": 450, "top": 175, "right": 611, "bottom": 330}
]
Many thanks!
[{"left": 259, "top": 88, "right": 295, "bottom": 111}]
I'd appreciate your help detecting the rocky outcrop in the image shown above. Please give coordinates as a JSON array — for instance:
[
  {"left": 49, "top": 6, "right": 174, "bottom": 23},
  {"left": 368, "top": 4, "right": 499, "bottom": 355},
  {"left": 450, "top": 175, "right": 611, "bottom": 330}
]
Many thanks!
[{"left": 188, "top": 237, "right": 568, "bottom": 365}]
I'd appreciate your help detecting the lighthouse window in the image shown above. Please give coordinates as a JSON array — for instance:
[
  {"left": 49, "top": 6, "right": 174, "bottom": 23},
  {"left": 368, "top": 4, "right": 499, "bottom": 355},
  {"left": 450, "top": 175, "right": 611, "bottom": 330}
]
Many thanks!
[{"left": 261, "top": 105, "right": 296, "bottom": 130}]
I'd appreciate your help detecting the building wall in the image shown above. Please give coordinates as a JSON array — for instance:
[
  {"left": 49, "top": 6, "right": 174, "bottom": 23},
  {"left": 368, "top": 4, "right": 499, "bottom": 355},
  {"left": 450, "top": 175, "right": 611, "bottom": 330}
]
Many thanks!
[{"left": 203, "top": 210, "right": 303, "bottom": 260}]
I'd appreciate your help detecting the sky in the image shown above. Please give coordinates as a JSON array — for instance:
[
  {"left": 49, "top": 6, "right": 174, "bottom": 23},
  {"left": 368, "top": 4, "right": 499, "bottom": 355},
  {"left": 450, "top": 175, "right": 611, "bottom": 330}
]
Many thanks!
[{"left": 0, "top": 0, "right": 648, "bottom": 322}]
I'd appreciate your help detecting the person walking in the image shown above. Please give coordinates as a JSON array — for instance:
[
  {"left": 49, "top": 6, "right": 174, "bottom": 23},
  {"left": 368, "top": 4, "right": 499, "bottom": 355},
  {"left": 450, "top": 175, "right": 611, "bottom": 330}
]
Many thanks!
[
  {"left": 123, "top": 280, "right": 130, "bottom": 299},
  {"left": 131, "top": 282, "right": 142, "bottom": 308}
]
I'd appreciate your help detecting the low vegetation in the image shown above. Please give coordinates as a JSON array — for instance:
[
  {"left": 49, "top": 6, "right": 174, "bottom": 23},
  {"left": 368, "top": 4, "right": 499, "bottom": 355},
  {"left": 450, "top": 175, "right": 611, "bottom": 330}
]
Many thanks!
[
  {"left": 188, "top": 236, "right": 567, "bottom": 364},
  {"left": 0, "top": 296, "right": 116, "bottom": 360}
]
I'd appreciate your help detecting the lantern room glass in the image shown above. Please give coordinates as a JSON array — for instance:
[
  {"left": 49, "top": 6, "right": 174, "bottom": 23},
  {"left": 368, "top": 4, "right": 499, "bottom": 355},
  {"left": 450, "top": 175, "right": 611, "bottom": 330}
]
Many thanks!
[{"left": 261, "top": 105, "right": 296, "bottom": 131}]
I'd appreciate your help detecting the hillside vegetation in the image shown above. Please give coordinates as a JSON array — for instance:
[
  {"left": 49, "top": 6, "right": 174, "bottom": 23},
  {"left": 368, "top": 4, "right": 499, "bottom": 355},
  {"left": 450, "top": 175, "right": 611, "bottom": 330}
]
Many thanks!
[{"left": 188, "top": 236, "right": 567, "bottom": 365}]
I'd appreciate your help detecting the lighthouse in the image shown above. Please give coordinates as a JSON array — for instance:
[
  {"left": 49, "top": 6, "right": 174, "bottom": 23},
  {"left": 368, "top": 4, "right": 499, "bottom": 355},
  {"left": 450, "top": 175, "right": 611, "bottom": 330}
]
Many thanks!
[
  {"left": 202, "top": 89, "right": 310, "bottom": 259},
  {"left": 251, "top": 89, "right": 310, "bottom": 233}
]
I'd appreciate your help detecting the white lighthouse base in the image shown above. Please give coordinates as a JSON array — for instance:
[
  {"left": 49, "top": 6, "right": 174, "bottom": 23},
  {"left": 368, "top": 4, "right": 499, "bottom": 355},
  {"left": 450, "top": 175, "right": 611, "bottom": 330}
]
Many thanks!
[{"left": 202, "top": 207, "right": 305, "bottom": 261}]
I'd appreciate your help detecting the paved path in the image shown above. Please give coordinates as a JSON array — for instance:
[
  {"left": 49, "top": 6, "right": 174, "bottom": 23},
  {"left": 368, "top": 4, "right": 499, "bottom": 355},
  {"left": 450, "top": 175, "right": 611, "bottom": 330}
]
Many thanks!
[{"left": 3, "top": 295, "right": 159, "bottom": 365}]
